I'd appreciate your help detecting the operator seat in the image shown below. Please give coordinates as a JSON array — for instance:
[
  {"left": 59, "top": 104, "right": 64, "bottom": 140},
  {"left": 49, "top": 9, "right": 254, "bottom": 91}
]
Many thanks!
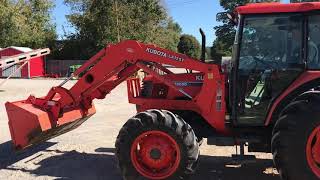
[{"left": 308, "top": 41, "right": 319, "bottom": 68}]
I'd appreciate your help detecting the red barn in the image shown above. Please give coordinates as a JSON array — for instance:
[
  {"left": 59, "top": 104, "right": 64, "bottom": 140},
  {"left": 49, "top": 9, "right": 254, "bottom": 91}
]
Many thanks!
[{"left": 0, "top": 46, "right": 45, "bottom": 78}]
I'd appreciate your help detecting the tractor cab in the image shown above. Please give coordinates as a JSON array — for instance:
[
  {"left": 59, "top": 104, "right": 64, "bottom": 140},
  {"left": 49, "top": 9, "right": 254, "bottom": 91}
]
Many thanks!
[{"left": 228, "top": 3, "right": 320, "bottom": 126}]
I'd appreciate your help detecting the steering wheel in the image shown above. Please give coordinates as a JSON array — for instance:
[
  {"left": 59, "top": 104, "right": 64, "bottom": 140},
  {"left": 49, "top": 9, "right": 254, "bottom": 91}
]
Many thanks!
[{"left": 252, "top": 56, "right": 278, "bottom": 70}]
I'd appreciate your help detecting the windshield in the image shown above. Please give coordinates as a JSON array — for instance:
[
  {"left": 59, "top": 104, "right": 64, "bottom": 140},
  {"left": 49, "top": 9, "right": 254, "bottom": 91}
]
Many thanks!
[{"left": 239, "top": 14, "right": 303, "bottom": 72}]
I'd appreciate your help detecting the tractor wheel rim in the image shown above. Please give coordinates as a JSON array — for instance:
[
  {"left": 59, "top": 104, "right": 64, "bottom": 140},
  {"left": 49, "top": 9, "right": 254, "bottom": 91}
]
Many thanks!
[
  {"left": 307, "top": 125, "right": 320, "bottom": 178},
  {"left": 130, "top": 130, "right": 181, "bottom": 179}
]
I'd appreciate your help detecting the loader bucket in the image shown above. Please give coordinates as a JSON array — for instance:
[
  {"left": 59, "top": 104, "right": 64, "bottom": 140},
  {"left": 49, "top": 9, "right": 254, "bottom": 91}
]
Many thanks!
[{"left": 5, "top": 100, "right": 96, "bottom": 150}]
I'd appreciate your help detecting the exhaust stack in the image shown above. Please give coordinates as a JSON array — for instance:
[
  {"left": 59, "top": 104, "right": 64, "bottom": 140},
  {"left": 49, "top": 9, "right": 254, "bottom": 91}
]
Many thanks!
[{"left": 200, "top": 28, "right": 206, "bottom": 63}]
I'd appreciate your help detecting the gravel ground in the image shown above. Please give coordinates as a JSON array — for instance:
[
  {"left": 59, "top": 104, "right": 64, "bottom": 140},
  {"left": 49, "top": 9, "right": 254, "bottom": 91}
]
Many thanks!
[{"left": 0, "top": 79, "right": 280, "bottom": 180}]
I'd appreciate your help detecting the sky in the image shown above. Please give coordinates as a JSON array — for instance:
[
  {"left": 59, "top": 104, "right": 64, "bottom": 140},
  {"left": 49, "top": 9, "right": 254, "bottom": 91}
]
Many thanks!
[
  {"left": 52, "top": 0, "right": 74, "bottom": 39},
  {"left": 165, "top": 0, "right": 224, "bottom": 46},
  {"left": 52, "top": 0, "right": 291, "bottom": 46}
]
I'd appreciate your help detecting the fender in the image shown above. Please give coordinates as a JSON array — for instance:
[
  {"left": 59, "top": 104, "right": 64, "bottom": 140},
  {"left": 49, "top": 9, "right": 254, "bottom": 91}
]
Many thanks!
[{"left": 265, "top": 71, "right": 320, "bottom": 125}]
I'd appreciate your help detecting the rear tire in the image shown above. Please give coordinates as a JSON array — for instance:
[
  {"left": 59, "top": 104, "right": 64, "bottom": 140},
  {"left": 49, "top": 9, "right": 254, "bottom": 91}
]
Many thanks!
[
  {"left": 272, "top": 99, "right": 320, "bottom": 180},
  {"left": 115, "top": 109, "right": 199, "bottom": 180}
]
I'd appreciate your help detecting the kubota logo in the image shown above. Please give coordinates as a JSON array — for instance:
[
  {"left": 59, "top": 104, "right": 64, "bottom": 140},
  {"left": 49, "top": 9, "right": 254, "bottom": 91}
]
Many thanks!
[
  {"left": 146, "top": 48, "right": 184, "bottom": 62},
  {"left": 196, "top": 75, "right": 204, "bottom": 81}
]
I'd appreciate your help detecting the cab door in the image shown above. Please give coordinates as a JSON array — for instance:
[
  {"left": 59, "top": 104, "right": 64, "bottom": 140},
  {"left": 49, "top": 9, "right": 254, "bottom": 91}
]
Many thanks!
[{"left": 233, "top": 14, "right": 305, "bottom": 125}]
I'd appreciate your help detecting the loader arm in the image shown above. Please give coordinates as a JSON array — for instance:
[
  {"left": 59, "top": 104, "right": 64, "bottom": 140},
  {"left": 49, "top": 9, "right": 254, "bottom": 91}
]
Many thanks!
[{"left": 5, "top": 40, "right": 221, "bottom": 149}]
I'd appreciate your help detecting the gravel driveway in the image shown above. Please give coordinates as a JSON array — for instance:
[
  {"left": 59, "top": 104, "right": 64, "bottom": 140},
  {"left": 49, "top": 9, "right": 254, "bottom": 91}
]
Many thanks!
[{"left": 0, "top": 79, "right": 280, "bottom": 180}]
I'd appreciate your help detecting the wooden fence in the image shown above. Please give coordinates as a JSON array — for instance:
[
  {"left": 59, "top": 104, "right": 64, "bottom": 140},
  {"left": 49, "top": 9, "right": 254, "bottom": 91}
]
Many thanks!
[{"left": 46, "top": 60, "right": 86, "bottom": 77}]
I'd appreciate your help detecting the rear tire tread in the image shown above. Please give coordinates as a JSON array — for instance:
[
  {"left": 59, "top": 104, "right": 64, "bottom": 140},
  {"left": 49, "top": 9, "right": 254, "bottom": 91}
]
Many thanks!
[{"left": 272, "top": 99, "right": 319, "bottom": 180}]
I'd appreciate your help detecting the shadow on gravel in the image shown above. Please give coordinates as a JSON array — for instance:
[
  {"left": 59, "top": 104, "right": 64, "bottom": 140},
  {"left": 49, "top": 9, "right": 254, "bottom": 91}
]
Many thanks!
[
  {"left": 0, "top": 141, "right": 57, "bottom": 170},
  {"left": 195, "top": 155, "right": 280, "bottom": 180},
  {"left": 95, "top": 147, "right": 115, "bottom": 153},
  {"left": 7, "top": 149, "right": 121, "bottom": 180},
  {"left": 4, "top": 147, "right": 280, "bottom": 180}
]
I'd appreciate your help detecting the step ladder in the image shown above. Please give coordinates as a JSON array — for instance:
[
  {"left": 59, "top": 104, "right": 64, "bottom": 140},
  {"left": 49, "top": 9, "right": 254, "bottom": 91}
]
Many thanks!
[
  {"left": 232, "top": 142, "right": 256, "bottom": 165},
  {"left": 0, "top": 48, "right": 50, "bottom": 87}
]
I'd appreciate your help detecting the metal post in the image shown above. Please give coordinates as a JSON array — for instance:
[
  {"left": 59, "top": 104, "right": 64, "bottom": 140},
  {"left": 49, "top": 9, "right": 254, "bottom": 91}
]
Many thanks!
[
  {"left": 59, "top": 73, "right": 74, "bottom": 87},
  {"left": 240, "top": 142, "right": 245, "bottom": 156}
]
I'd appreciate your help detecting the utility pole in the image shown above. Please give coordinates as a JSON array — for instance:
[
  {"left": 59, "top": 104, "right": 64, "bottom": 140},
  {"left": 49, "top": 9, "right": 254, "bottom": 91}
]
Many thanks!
[{"left": 115, "top": 0, "right": 120, "bottom": 43}]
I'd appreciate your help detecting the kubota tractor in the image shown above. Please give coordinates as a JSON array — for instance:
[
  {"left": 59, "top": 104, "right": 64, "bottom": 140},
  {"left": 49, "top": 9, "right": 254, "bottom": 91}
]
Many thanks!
[{"left": 5, "top": 2, "right": 320, "bottom": 180}]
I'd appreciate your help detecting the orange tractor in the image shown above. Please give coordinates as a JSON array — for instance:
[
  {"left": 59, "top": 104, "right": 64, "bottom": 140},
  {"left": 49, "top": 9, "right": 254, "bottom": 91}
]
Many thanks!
[{"left": 4, "top": 2, "right": 320, "bottom": 180}]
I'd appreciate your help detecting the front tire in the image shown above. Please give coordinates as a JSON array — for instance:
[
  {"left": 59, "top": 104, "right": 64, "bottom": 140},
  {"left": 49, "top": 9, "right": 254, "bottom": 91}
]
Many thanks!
[
  {"left": 272, "top": 99, "right": 320, "bottom": 180},
  {"left": 115, "top": 109, "right": 199, "bottom": 180}
]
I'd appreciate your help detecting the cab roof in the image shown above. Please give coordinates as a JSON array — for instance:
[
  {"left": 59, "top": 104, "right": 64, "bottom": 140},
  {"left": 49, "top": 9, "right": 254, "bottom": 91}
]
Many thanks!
[{"left": 236, "top": 2, "right": 320, "bottom": 15}]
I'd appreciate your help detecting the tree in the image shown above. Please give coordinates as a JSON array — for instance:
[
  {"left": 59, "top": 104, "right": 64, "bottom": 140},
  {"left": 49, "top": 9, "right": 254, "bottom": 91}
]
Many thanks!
[
  {"left": 0, "top": 0, "right": 56, "bottom": 49},
  {"left": 152, "top": 18, "right": 182, "bottom": 51},
  {"left": 211, "top": 0, "right": 283, "bottom": 60},
  {"left": 59, "top": 0, "right": 182, "bottom": 60},
  {"left": 177, "top": 34, "right": 201, "bottom": 59},
  {"left": 211, "top": 0, "right": 249, "bottom": 61}
]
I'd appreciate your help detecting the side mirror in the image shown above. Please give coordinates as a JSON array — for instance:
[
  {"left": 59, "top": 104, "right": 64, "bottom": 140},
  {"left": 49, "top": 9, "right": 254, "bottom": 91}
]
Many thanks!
[{"left": 216, "top": 12, "right": 238, "bottom": 25}]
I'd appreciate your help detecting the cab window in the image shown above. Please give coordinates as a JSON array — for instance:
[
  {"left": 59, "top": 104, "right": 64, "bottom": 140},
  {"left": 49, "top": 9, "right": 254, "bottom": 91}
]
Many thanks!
[
  {"left": 307, "top": 15, "right": 320, "bottom": 69},
  {"left": 239, "top": 14, "right": 304, "bottom": 72}
]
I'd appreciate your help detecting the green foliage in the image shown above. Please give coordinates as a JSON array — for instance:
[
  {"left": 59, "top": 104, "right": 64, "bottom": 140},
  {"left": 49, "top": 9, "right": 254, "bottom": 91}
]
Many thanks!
[
  {"left": 152, "top": 18, "right": 182, "bottom": 52},
  {"left": 177, "top": 34, "right": 201, "bottom": 59},
  {"left": 0, "top": 0, "right": 56, "bottom": 49},
  {"left": 206, "top": 47, "right": 212, "bottom": 59},
  {"left": 211, "top": 0, "right": 250, "bottom": 61},
  {"left": 57, "top": 0, "right": 182, "bottom": 60}
]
